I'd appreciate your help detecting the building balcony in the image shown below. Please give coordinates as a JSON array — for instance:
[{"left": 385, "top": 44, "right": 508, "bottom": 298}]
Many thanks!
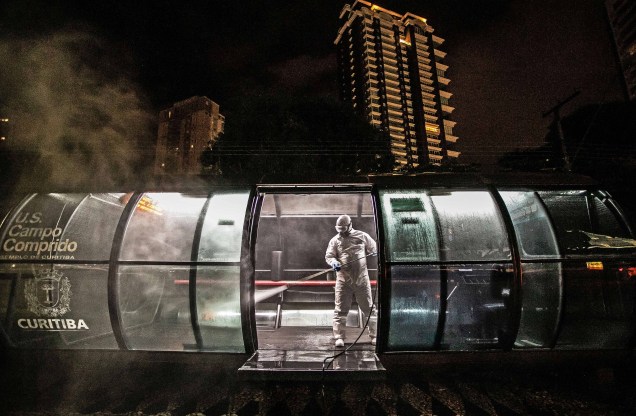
[
  {"left": 425, "top": 122, "right": 440, "bottom": 134},
  {"left": 424, "top": 113, "right": 438, "bottom": 123},
  {"left": 414, "top": 32, "right": 427, "bottom": 43},
  {"left": 438, "top": 76, "right": 450, "bottom": 85},
  {"left": 434, "top": 49, "right": 447, "bottom": 59},
  {"left": 444, "top": 119, "right": 457, "bottom": 129},
  {"left": 382, "top": 40, "right": 396, "bottom": 50},
  {"left": 416, "top": 49, "right": 430, "bottom": 60},
  {"left": 445, "top": 134, "right": 459, "bottom": 143},
  {"left": 419, "top": 77, "right": 433, "bottom": 86},
  {"left": 383, "top": 61, "right": 398, "bottom": 72},
  {"left": 385, "top": 77, "right": 400, "bottom": 87},
  {"left": 386, "top": 84, "right": 401, "bottom": 94},
  {"left": 432, "top": 34, "right": 445, "bottom": 46},
  {"left": 392, "top": 150, "right": 408, "bottom": 159},
  {"left": 390, "top": 134, "right": 406, "bottom": 144},
  {"left": 383, "top": 54, "right": 398, "bottom": 64},
  {"left": 439, "top": 90, "right": 452, "bottom": 99},
  {"left": 380, "top": 26, "right": 393, "bottom": 36},
  {"left": 437, "top": 62, "right": 449, "bottom": 72},
  {"left": 415, "top": 36, "right": 428, "bottom": 51},
  {"left": 447, "top": 149, "right": 461, "bottom": 158},
  {"left": 383, "top": 49, "right": 397, "bottom": 59},
  {"left": 429, "top": 153, "right": 443, "bottom": 161},
  {"left": 387, "top": 108, "right": 403, "bottom": 117},
  {"left": 427, "top": 137, "right": 441, "bottom": 146},
  {"left": 386, "top": 99, "right": 402, "bottom": 109},
  {"left": 417, "top": 62, "right": 432, "bottom": 72},
  {"left": 389, "top": 127, "right": 405, "bottom": 136},
  {"left": 441, "top": 104, "right": 455, "bottom": 114},
  {"left": 418, "top": 56, "right": 431, "bottom": 67},
  {"left": 428, "top": 144, "right": 442, "bottom": 153}
]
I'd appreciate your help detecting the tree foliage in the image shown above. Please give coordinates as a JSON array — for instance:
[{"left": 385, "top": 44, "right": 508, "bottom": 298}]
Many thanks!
[{"left": 200, "top": 94, "right": 394, "bottom": 181}]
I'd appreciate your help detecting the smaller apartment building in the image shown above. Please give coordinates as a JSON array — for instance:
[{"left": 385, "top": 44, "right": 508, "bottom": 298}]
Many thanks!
[{"left": 154, "top": 96, "right": 225, "bottom": 175}]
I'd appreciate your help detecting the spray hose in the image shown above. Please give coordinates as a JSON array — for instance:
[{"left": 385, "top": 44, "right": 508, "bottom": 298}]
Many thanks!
[{"left": 254, "top": 252, "right": 377, "bottom": 304}]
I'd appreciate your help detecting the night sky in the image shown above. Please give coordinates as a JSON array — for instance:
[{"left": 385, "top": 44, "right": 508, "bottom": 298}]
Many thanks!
[{"left": 0, "top": 0, "right": 626, "bottom": 175}]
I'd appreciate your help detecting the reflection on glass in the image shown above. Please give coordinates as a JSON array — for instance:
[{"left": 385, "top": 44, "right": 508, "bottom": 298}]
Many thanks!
[
  {"left": 431, "top": 191, "right": 511, "bottom": 261},
  {"left": 539, "top": 191, "right": 635, "bottom": 255},
  {"left": 118, "top": 265, "right": 195, "bottom": 351},
  {"left": 0, "top": 264, "right": 116, "bottom": 349},
  {"left": 515, "top": 263, "right": 561, "bottom": 348},
  {"left": 379, "top": 190, "right": 439, "bottom": 262},
  {"left": 197, "top": 266, "right": 244, "bottom": 352},
  {"left": 198, "top": 192, "right": 250, "bottom": 262},
  {"left": 443, "top": 263, "right": 513, "bottom": 350},
  {"left": 120, "top": 193, "right": 207, "bottom": 261},
  {"left": 499, "top": 191, "right": 559, "bottom": 259},
  {"left": 556, "top": 262, "right": 635, "bottom": 349},
  {"left": 60, "top": 193, "right": 126, "bottom": 261},
  {"left": 387, "top": 265, "right": 439, "bottom": 350}
]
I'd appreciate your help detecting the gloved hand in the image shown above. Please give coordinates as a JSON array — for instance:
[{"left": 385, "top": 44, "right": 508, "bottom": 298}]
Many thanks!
[{"left": 332, "top": 261, "right": 341, "bottom": 272}]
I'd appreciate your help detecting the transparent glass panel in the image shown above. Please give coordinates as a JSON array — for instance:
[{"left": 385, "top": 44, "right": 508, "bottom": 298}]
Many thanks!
[
  {"left": 499, "top": 191, "right": 560, "bottom": 259},
  {"left": 60, "top": 193, "right": 126, "bottom": 261},
  {"left": 120, "top": 193, "right": 207, "bottom": 261},
  {"left": 0, "top": 264, "right": 116, "bottom": 349},
  {"left": 0, "top": 194, "right": 85, "bottom": 261},
  {"left": 255, "top": 193, "right": 377, "bottom": 278},
  {"left": 431, "top": 191, "right": 511, "bottom": 262},
  {"left": 118, "top": 265, "right": 195, "bottom": 351},
  {"left": 379, "top": 190, "right": 439, "bottom": 262},
  {"left": 443, "top": 263, "right": 513, "bottom": 350},
  {"left": 556, "top": 261, "right": 635, "bottom": 349},
  {"left": 387, "top": 265, "right": 440, "bottom": 350},
  {"left": 197, "top": 265, "right": 244, "bottom": 352},
  {"left": 515, "top": 263, "right": 561, "bottom": 348},
  {"left": 539, "top": 191, "right": 636, "bottom": 256},
  {"left": 198, "top": 191, "right": 250, "bottom": 262},
  {"left": 260, "top": 193, "right": 373, "bottom": 216}
]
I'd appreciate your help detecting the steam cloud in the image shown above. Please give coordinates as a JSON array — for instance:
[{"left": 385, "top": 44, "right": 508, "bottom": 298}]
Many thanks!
[{"left": 0, "top": 30, "right": 155, "bottom": 190}]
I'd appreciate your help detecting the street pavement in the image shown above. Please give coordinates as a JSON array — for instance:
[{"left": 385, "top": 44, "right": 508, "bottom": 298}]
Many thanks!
[{"left": 1, "top": 349, "right": 635, "bottom": 415}]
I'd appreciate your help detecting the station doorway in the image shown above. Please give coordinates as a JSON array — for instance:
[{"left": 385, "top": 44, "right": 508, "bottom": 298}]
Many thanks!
[{"left": 241, "top": 190, "right": 384, "bottom": 378}]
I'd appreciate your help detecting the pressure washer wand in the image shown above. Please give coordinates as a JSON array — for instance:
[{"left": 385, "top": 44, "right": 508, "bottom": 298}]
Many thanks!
[{"left": 254, "top": 252, "right": 376, "bottom": 304}]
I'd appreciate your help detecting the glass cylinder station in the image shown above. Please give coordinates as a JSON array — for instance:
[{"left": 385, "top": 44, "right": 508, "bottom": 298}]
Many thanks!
[{"left": 1, "top": 176, "right": 634, "bottom": 355}]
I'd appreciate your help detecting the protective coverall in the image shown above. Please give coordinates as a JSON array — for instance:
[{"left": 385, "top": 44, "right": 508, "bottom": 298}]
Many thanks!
[{"left": 325, "top": 218, "right": 377, "bottom": 344}]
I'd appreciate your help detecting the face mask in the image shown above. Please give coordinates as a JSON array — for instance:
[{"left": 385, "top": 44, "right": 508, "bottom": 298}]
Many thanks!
[{"left": 335, "top": 223, "right": 352, "bottom": 235}]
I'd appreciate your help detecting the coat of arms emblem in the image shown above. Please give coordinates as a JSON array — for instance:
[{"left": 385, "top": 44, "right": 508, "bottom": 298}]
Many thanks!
[{"left": 25, "top": 269, "right": 71, "bottom": 317}]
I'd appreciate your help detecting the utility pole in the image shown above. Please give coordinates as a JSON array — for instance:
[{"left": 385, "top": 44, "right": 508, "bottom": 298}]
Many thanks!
[{"left": 542, "top": 90, "right": 580, "bottom": 173}]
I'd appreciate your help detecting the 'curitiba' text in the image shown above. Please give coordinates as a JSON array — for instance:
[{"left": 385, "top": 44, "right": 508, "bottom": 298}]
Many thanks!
[{"left": 18, "top": 318, "right": 89, "bottom": 330}]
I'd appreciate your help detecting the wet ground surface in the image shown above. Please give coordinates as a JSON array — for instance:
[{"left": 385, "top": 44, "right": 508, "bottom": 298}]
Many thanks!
[{"left": 1, "top": 349, "right": 635, "bottom": 416}]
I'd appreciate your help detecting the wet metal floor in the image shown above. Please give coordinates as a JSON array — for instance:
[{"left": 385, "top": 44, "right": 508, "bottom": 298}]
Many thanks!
[
  {"left": 247, "top": 326, "right": 383, "bottom": 380},
  {"left": 256, "top": 326, "right": 375, "bottom": 351}
]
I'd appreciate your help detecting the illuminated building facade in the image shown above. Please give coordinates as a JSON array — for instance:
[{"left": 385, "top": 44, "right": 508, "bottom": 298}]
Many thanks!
[
  {"left": 335, "top": 1, "right": 460, "bottom": 170},
  {"left": 154, "top": 96, "right": 225, "bottom": 175},
  {"left": 606, "top": 0, "right": 636, "bottom": 101}
]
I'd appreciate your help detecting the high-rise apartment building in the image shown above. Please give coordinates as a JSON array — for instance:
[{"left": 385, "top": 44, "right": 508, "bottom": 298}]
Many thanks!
[
  {"left": 154, "top": 96, "right": 225, "bottom": 175},
  {"left": 335, "top": 1, "right": 459, "bottom": 170},
  {"left": 605, "top": 0, "right": 636, "bottom": 101}
]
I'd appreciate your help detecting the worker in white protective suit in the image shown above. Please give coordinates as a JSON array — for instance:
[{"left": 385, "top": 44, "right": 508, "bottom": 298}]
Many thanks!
[{"left": 325, "top": 214, "right": 377, "bottom": 348}]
